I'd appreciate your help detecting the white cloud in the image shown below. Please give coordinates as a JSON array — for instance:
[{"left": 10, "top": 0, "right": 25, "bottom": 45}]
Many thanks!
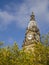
[
  {"left": 0, "top": 0, "right": 49, "bottom": 30},
  {"left": 15, "top": 0, "right": 49, "bottom": 28},
  {"left": 0, "top": 11, "right": 14, "bottom": 24},
  {"left": 0, "top": 10, "right": 15, "bottom": 30}
]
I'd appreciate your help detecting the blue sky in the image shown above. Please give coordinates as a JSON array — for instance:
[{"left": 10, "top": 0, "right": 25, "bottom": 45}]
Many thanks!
[{"left": 0, "top": 0, "right": 49, "bottom": 48}]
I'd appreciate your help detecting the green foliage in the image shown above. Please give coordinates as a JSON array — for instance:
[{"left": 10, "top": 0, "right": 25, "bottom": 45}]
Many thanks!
[
  {"left": 41, "top": 32, "right": 49, "bottom": 46},
  {"left": 0, "top": 42, "right": 4, "bottom": 47},
  {"left": 0, "top": 33, "right": 49, "bottom": 65},
  {"left": 0, "top": 42, "right": 49, "bottom": 65}
]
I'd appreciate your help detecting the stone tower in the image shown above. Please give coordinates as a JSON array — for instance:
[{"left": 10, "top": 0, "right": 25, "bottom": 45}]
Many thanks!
[{"left": 22, "top": 12, "right": 40, "bottom": 51}]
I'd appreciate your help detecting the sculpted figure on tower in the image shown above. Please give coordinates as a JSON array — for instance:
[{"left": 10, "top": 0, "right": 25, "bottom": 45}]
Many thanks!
[{"left": 22, "top": 12, "right": 40, "bottom": 48}]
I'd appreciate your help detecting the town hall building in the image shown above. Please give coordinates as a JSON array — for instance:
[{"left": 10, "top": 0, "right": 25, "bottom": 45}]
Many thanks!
[{"left": 22, "top": 12, "right": 40, "bottom": 51}]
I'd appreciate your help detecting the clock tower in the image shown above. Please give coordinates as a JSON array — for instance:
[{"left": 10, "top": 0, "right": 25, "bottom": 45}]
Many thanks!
[{"left": 22, "top": 12, "right": 40, "bottom": 51}]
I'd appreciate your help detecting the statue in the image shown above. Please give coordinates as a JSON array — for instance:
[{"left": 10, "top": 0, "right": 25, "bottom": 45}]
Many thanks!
[{"left": 30, "top": 12, "right": 35, "bottom": 21}]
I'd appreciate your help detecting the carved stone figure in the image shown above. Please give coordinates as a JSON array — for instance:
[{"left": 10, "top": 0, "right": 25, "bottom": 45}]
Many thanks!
[{"left": 22, "top": 12, "right": 40, "bottom": 51}]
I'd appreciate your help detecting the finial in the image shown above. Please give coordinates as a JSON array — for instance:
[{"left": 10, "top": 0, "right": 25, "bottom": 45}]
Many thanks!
[
  {"left": 32, "top": 12, "right": 34, "bottom": 16},
  {"left": 30, "top": 12, "right": 35, "bottom": 21}
]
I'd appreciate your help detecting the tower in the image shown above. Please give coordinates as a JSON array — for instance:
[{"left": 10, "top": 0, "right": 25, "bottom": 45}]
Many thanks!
[{"left": 22, "top": 12, "right": 40, "bottom": 51}]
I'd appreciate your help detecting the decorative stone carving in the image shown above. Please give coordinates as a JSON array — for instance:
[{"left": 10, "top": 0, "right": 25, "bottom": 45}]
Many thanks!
[{"left": 22, "top": 12, "right": 40, "bottom": 49}]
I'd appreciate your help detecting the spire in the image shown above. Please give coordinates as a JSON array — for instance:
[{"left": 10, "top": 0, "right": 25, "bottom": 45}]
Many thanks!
[
  {"left": 28, "top": 12, "right": 37, "bottom": 29},
  {"left": 22, "top": 12, "right": 40, "bottom": 48},
  {"left": 30, "top": 12, "right": 35, "bottom": 21}
]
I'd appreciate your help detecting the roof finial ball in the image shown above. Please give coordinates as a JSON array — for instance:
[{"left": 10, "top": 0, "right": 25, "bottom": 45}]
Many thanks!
[{"left": 30, "top": 12, "right": 35, "bottom": 21}]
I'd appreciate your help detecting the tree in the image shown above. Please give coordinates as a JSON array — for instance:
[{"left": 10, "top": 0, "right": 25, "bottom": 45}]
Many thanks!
[
  {"left": 0, "top": 34, "right": 49, "bottom": 65},
  {"left": 0, "top": 42, "right": 4, "bottom": 48}
]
